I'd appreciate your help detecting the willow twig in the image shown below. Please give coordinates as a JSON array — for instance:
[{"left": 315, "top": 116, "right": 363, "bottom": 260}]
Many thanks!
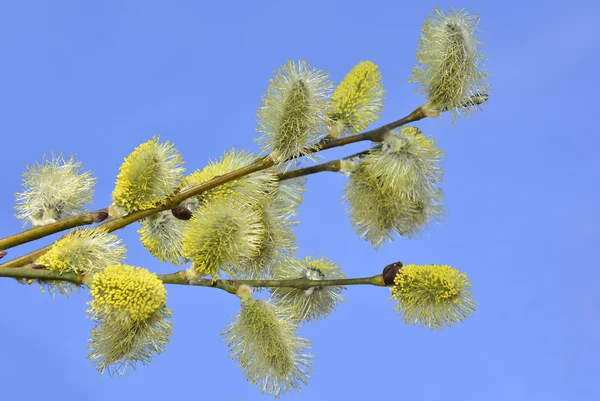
[
  {"left": 279, "top": 150, "right": 371, "bottom": 181},
  {"left": 0, "top": 209, "right": 108, "bottom": 252},
  {"left": 1, "top": 92, "right": 493, "bottom": 260},
  {"left": 0, "top": 266, "right": 386, "bottom": 295},
  {"left": 279, "top": 160, "right": 341, "bottom": 180}
]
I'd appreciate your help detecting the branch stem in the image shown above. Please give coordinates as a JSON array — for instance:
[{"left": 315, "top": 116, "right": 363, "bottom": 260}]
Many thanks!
[
  {"left": 279, "top": 160, "right": 341, "bottom": 180},
  {"left": 0, "top": 267, "right": 386, "bottom": 294},
  {"left": 0, "top": 209, "right": 108, "bottom": 251}
]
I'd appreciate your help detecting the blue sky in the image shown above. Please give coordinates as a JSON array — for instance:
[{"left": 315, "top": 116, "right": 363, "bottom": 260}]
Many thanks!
[{"left": 0, "top": 0, "right": 598, "bottom": 400}]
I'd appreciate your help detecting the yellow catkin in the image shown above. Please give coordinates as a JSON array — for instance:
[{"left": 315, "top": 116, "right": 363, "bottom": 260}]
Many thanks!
[
  {"left": 112, "top": 136, "right": 184, "bottom": 212},
  {"left": 390, "top": 264, "right": 475, "bottom": 329},
  {"left": 89, "top": 264, "right": 167, "bottom": 322},
  {"left": 36, "top": 228, "right": 124, "bottom": 274},
  {"left": 331, "top": 61, "right": 384, "bottom": 135}
]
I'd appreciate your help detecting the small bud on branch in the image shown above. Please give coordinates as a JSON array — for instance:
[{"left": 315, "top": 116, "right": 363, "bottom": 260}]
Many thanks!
[
  {"left": 171, "top": 205, "right": 193, "bottom": 220},
  {"left": 382, "top": 261, "right": 403, "bottom": 286}
]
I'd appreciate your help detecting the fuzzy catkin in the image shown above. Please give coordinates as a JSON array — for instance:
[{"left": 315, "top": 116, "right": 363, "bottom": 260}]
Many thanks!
[
  {"left": 222, "top": 298, "right": 313, "bottom": 398},
  {"left": 256, "top": 60, "right": 333, "bottom": 162},
  {"left": 15, "top": 154, "right": 95, "bottom": 226},
  {"left": 410, "top": 7, "right": 489, "bottom": 121}
]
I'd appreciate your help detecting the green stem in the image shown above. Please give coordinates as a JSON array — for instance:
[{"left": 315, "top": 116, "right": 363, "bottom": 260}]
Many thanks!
[
  {"left": 0, "top": 267, "right": 386, "bottom": 294},
  {"left": 0, "top": 266, "right": 84, "bottom": 285}
]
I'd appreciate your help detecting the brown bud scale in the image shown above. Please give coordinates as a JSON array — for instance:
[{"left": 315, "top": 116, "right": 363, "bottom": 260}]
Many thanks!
[
  {"left": 172, "top": 205, "right": 193, "bottom": 220},
  {"left": 92, "top": 211, "right": 109, "bottom": 223},
  {"left": 382, "top": 261, "right": 403, "bottom": 286}
]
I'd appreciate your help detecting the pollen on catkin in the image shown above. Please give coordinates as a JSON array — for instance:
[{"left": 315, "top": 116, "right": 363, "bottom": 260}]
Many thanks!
[
  {"left": 270, "top": 256, "right": 345, "bottom": 322},
  {"left": 88, "top": 264, "right": 167, "bottom": 322},
  {"left": 86, "top": 264, "right": 172, "bottom": 375},
  {"left": 36, "top": 227, "right": 125, "bottom": 275},
  {"left": 410, "top": 7, "right": 489, "bottom": 121},
  {"left": 344, "top": 127, "right": 444, "bottom": 248},
  {"left": 182, "top": 201, "right": 263, "bottom": 278},
  {"left": 181, "top": 148, "right": 277, "bottom": 209},
  {"left": 222, "top": 297, "right": 313, "bottom": 398},
  {"left": 111, "top": 136, "right": 185, "bottom": 215},
  {"left": 88, "top": 304, "right": 172, "bottom": 376},
  {"left": 390, "top": 264, "right": 475, "bottom": 329},
  {"left": 15, "top": 153, "right": 95, "bottom": 227},
  {"left": 330, "top": 61, "right": 384, "bottom": 137},
  {"left": 255, "top": 60, "right": 333, "bottom": 163},
  {"left": 138, "top": 210, "right": 188, "bottom": 265}
]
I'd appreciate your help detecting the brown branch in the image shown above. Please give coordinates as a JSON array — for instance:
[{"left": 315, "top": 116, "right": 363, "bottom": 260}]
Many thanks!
[
  {"left": 1, "top": 91, "right": 492, "bottom": 260},
  {"left": 315, "top": 107, "right": 426, "bottom": 150},
  {"left": 0, "top": 209, "right": 108, "bottom": 252},
  {"left": 278, "top": 150, "right": 371, "bottom": 181},
  {"left": 279, "top": 160, "right": 341, "bottom": 180}
]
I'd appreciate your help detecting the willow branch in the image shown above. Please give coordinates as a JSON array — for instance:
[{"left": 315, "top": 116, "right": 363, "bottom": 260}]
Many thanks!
[
  {"left": 0, "top": 103, "right": 445, "bottom": 268},
  {"left": 1, "top": 93, "right": 492, "bottom": 260},
  {"left": 316, "top": 106, "right": 426, "bottom": 149},
  {"left": 0, "top": 209, "right": 109, "bottom": 252},
  {"left": 0, "top": 267, "right": 386, "bottom": 295}
]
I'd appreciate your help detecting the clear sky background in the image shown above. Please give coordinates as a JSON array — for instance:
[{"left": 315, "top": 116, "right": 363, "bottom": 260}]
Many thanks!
[{"left": 0, "top": 1, "right": 598, "bottom": 400}]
